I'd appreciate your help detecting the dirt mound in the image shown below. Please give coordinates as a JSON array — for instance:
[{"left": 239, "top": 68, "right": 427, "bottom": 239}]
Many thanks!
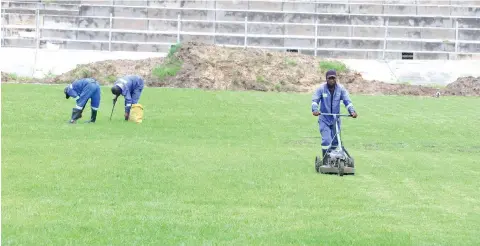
[
  {"left": 35, "top": 41, "right": 441, "bottom": 96},
  {"left": 1, "top": 72, "right": 8, "bottom": 82},
  {"left": 157, "top": 42, "right": 321, "bottom": 92},
  {"left": 43, "top": 57, "right": 165, "bottom": 85},
  {"left": 443, "top": 76, "right": 480, "bottom": 96},
  {"left": 157, "top": 42, "right": 439, "bottom": 95},
  {"left": 340, "top": 72, "right": 438, "bottom": 96}
]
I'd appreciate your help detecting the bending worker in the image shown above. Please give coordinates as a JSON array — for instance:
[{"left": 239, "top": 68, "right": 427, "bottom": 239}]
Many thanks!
[
  {"left": 64, "top": 77, "right": 101, "bottom": 124},
  {"left": 111, "top": 75, "right": 145, "bottom": 120},
  {"left": 311, "top": 70, "right": 358, "bottom": 158}
]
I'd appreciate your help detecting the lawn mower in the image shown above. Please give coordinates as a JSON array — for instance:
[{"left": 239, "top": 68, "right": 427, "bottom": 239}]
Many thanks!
[{"left": 315, "top": 113, "right": 355, "bottom": 176}]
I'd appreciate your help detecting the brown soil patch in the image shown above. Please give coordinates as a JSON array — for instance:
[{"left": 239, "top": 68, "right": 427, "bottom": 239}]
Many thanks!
[
  {"left": 442, "top": 76, "right": 480, "bottom": 96},
  {"left": 340, "top": 72, "right": 439, "bottom": 96},
  {"left": 1, "top": 72, "right": 8, "bottom": 82},
  {"left": 1, "top": 41, "right": 478, "bottom": 97},
  {"left": 43, "top": 57, "right": 165, "bottom": 85}
]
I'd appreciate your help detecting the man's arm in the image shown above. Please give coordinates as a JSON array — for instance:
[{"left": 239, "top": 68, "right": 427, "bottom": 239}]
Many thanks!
[
  {"left": 311, "top": 88, "right": 322, "bottom": 116},
  {"left": 124, "top": 90, "right": 132, "bottom": 112},
  {"left": 121, "top": 90, "right": 132, "bottom": 120},
  {"left": 340, "top": 87, "right": 357, "bottom": 117}
]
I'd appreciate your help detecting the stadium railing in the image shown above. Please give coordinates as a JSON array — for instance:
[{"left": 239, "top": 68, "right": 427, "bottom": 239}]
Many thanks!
[{"left": 2, "top": 1, "right": 480, "bottom": 60}]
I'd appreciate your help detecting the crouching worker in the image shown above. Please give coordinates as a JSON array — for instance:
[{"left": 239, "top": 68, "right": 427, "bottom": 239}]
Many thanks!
[
  {"left": 311, "top": 70, "right": 358, "bottom": 158},
  {"left": 64, "top": 78, "right": 101, "bottom": 124},
  {"left": 110, "top": 75, "right": 144, "bottom": 121}
]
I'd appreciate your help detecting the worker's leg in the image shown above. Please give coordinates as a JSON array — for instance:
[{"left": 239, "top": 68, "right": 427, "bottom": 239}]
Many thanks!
[
  {"left": 86, "top": 84, "right": 100, "bottom": 123},
  {"left": 328, "top": 117, "right": 343, "bottom": 151},
  {"left": 320, "top": 120, "right": 333, "bottom": 158},
  {"left": 131, "top": 78, "right": 144, "bottom": 104},
  {"left": 70, "top": 84, "right": 94, "bottom": 122}
]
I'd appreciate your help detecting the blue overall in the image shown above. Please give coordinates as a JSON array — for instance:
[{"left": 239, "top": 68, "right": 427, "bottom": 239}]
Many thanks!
[
  {"left": 311, "top": 83, "right": 355, "bottom": 151},
  {"left": 114, "top": 75, "right": 144, "bottom": 113},
  {"left": 65, "top": 78, "right": 101, "bottom": 111}
]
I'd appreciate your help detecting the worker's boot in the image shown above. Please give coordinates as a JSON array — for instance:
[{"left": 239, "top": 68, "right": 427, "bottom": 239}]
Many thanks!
[
  {"left": 85, "top": 109, "right": 97, "bottom": 123},
  {"left": 69, "top": 108, "right": 83, "bottom": 124}
]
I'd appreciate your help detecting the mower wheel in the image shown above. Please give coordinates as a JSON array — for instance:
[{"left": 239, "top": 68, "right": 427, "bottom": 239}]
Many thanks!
[{"left": 338, "top": 160, "right": 345, "bottom": 177}]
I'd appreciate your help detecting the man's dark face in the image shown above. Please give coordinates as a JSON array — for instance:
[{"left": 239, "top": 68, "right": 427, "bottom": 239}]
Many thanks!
[{"left": 327, "top": 76, "right": 336, "bottom": 88}]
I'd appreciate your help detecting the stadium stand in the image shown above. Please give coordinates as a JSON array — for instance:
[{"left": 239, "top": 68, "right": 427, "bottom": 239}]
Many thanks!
[{"left": 2, "top": 0, "right": 480, "bottom": 59}]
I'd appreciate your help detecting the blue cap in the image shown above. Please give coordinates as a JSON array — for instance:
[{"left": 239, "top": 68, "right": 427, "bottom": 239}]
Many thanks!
[{"left": 326, "top": 70, "right": 337, "bottom": 79}]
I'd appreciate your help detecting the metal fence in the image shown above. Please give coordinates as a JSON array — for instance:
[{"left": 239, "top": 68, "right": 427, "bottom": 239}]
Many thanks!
[{"left": 2, "top": 1, "right": 480, "bottom": 60}]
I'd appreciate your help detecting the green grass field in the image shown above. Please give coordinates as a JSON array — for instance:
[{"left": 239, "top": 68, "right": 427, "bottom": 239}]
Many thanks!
[{"left": 2, "top": 84, "right": 479, "bottom": 245}]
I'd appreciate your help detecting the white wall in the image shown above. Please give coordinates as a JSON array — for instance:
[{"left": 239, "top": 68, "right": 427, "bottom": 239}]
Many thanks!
[
  {"left": 0, "top": 48, "right": 166, "bottom": 78},
  {"left": 341, "top": 59, "right": 480, "bottom": 86},
  {"left": 1, "top": 48, "right": 479, "bottom": 86}
]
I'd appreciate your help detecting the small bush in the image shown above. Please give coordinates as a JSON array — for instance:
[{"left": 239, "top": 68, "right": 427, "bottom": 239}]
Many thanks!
[
  {"left": 8, "top": 73, "right": 18, "bottom": 80},
  {"left": 319, "top": 61, "right": 348, "bottom": 73},
  {"left": 167, "top": 43, "right": 182, "bottom": 58},
  {"left": 152, "top": 61, "right": 182, "bottom": 81},
  {"left": 105, "top": 75, "right": 117, "bottom": 84},
  {"left": 75, "top": 68, "right": 91, "bottom": 79},
  {"left": 274, "top": 84, "right": 281, "bottom": 91},
  {"left": 152, "top": 43, "right": 183, "bottom": 81},
  {"left": 256, "top": 75, "right": 266, "bottom": 83},
  {"left": 285, "top": 58, "right": 297, "bottom": 66},
  {"left": 6, "top": 73, "right": 32, "bottom": 82}
]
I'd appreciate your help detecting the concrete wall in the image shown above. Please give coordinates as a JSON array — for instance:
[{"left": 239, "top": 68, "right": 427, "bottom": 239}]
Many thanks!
[
  {"left": 342, "top": 58, "right": 480, "bottom": 85},
  {"left": 0, "top": 47, "right": 166, "bottom": 78},
  {"left": 2, "top": 0, "right": 480, "bottom": 59}
]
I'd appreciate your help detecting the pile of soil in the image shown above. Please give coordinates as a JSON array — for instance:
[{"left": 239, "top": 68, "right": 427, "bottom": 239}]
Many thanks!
[
  {"left": 44, "top": 57, "right": 165, "bottom": 85},
  {"left": 157, "top": 42, "right": 321, "bottom": 92},
  {"left": 339, "top": 72, "right": 438, "bottom": 96},
  {"left": 2, "top": 41, "right": 479, "bottom": 96},
  {"left": 442, "top": 76, "right": 480, "bottom": 96},
  {"left": 1, "top": 72, "right": 8, "bottom": 82}
]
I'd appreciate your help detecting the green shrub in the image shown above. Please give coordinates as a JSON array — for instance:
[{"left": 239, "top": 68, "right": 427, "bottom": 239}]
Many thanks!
[
  {"left": 152, "top": 43, "right": 183, "bottom": 81},
  {"left": 167, "top": 43, "right": 181, "bottom": 58},
  {"left": 256, "top": 75, "right": 266, "bottom": 83},
  {"left": 285, "top": 58, "right": 297, "bottom": 66},
  {"left": 152, "top": 61, "right": 182, "bottom": 81},
  {"left": 319, "top": 61, "right": 348, "bottom": 73},
  {"left": 105, "top": 75, "right": 117, "bottom": 84},
  {"left": 75, "top": 68, "right": 91, "bottom": 78},
  {"left": 7, "top": 73, "right": 18, "bottom": 80}
]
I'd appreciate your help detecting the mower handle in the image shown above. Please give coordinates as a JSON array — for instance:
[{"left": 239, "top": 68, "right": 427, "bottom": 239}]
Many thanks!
[{"left": 320, "top": 113, "right": 352, "bottom": 117}]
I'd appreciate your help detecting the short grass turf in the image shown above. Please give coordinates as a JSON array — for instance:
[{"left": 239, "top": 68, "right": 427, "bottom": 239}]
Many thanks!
[{"left": 2, "top": 84, "right": 480, "bottom": 245}]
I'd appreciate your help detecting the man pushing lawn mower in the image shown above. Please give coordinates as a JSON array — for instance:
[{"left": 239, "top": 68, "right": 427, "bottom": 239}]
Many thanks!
[
  {"left": 311, "top": 70, "right": 358, "bottom": 176},
  {"left": 64, "top": 78, "right": 101, "bottom": 124},
  {"left": 110, "top": 75, "right": 144, "bottom": 122}
]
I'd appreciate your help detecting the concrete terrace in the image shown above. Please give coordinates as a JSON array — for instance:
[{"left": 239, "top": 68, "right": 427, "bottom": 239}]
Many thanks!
[{"left": 2, "top": 0, "right": 480, "bottom": 59}]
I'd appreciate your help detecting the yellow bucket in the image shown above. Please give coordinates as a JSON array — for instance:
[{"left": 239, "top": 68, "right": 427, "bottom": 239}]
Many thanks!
[{"left": 129, "top": 104, "right": 144, "bottom": 123}]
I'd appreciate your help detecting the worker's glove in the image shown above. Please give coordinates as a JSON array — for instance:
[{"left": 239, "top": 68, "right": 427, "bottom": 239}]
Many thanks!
[
  {"left": 350, "top": 112, "right": 358, "bottom": 118},
  {"left": 312, "top": 111, "right": 320, "bottom": 116}
]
